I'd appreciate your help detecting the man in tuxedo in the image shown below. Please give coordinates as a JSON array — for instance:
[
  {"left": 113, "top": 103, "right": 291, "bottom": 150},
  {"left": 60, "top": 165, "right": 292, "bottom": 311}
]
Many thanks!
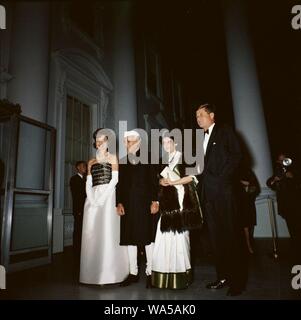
[
  {"left": 196, "top": 103, "right": 247, "bottom": 296},
  {"left": 70, "top": 161, "right": 87, "bottom": 264}
]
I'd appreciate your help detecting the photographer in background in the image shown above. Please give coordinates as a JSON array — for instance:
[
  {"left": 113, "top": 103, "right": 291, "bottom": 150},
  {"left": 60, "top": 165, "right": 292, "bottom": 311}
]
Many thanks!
[{"left": 267, "top": 153, "right": 301, "bottom": 263}]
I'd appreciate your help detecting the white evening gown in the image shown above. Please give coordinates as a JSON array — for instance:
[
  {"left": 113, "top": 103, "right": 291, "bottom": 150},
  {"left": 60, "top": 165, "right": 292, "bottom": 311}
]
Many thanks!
[{"left": 80, "top": 166, "right": 129, "bottom": 285}]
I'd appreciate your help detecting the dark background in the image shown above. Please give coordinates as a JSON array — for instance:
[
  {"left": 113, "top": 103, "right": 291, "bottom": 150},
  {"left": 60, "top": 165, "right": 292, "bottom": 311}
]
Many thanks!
[{"left": 134, "top": 0, "right": 301, "bottom": 169}]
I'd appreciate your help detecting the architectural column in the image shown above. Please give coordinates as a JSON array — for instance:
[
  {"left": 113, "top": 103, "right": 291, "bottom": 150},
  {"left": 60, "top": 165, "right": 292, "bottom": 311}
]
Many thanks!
[
  {"left": 223, "top": 0, "right": 289, "bottom": 237},
  {"left": 0, "top": 1, "right": 13, "bottom": 99},
  {"left": 5, "top": 3, "right": 56, "bottom": 256},
  {"left": 6, "top": 2, "right": 50, "bottom": 189},
  {"left": 7, "top": 2, "right": 50, "bottom": 122},
  {"left": 110, "top": 1, "right": 138, "bottom": 132}
]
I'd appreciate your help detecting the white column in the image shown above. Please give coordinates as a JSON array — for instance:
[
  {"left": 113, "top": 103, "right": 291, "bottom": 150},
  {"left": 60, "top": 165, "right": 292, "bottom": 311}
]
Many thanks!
[
  {"left": 7, "top": 2, "right": 50, "bottom": 123},
  {"left": 0, "top": 1, "right": 13, "bottom": 99},
  {"left": 111, "top": 1, "right": 137, "bottom": 131},
  {"left": 7, "top": 2, "right": 50, "bottom": 188},
  {"left": 5, "top": 3, "right": 57, "bottom": 252},
  {"left": 223, "top": 0, "right": 272, "bottom": 187},
  {"left": 223, "top": 0, "right": 289, "bottom": 237}
]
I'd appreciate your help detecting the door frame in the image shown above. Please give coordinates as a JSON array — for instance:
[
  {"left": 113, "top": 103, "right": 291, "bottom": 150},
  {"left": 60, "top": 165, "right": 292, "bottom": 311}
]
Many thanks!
[{"left": 0, "top": 114, "right": 56, "bottom": 273}]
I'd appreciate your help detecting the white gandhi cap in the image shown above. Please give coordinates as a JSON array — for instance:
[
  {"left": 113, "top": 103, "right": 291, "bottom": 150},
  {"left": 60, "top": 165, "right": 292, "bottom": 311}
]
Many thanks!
[{"left": 124, "top": 130, "right": 140, "bottom": 138}]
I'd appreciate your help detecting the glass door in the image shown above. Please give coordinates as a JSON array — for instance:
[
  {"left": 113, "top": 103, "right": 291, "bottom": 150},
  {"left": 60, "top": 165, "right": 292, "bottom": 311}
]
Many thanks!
[{"left": 0, "top": 114, "right": 55, "bottom": 272}]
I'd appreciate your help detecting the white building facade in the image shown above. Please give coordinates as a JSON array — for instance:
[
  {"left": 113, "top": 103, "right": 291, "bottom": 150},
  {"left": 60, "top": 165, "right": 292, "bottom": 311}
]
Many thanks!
[{"left": 0, "top": 0, "right": 288, "bottom": 272}]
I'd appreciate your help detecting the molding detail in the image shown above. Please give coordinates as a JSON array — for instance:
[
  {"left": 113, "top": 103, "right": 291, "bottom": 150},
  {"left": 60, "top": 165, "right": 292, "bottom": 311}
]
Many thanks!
[
  {"left": 48, "top": 48, "right": 113, "bottom": 210},
  {"left": 61, "top": 3, "right": 105, "bottom": 60}
]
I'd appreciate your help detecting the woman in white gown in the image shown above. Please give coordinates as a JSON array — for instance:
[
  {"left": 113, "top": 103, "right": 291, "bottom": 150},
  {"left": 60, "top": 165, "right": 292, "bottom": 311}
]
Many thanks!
[
  {"left": 80, "top": 129, "right": 129, "bottom": 285},
  {"left": 152, "top": 135, "right": 203, "bottom": 289}
]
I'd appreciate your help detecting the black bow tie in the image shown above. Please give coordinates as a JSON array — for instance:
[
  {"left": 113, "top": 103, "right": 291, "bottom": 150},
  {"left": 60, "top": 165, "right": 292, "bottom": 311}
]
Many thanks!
[{"left": 204, "top": 129, "right": 209, "bottom": 135}]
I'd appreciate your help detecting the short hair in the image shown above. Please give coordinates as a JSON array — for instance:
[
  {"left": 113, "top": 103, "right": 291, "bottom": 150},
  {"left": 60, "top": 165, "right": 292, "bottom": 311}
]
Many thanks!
[
  {"left": 75, "top": 161, "right": 86, "bottom": 169},
  {"left": 161, "top": 131, "right": 175, "bottom": 142},
  {"left": 92, "top": 128, "right": 108, "bottom": 149},
  {"left": 196, "top": 103, "right": 217, "bottom": 115}
]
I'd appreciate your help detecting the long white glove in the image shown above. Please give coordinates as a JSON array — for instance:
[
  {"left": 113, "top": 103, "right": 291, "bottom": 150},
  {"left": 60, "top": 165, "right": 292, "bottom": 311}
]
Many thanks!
[
  {"left": 86, "top": 175, "right": 95, "bottom": 205},
  {"left": 95, "top": 170, "right": 118, "bottom": 206},
  {"left": 86, "top": 171, "right": 119, "bottom": 206}
]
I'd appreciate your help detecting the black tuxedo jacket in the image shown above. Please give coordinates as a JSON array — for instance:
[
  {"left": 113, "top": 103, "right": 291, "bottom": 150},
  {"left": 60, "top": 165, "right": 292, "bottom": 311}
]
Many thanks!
[
  {"left": 199, "top": 123, "right": 242, "bottom": 202},
  {"left": 70, "top": 174, "right": 86, "bottom": 215},
  {"left": 198, "top": 124, "right": 248, "bottom": 289}
]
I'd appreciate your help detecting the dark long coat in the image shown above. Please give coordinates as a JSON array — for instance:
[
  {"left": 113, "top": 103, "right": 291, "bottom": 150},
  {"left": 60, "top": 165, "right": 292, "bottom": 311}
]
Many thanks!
[{"left": 116, "top": 156, "right": 159, "bottom": 246}]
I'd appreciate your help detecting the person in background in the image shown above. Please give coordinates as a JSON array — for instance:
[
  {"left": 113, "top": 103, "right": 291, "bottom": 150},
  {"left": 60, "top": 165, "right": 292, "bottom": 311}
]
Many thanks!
[
  {"left": 237, "top": 166, "right": 260, "bottom": 255},
  {"left": 267, "top": 152, "right": 301, "bottom": 263},
  {"left": 70, "top": 161, "right": 87, "bottom": 268}
]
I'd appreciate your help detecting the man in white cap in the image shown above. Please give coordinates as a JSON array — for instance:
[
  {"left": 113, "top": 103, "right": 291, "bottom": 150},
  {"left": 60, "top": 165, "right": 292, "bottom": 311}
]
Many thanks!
[{"left": 116, "top": 130, "right": 159, "bottom": 288}]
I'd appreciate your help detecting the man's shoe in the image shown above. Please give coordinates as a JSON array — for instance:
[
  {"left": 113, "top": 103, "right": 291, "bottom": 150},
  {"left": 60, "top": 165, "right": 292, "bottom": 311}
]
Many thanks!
[
  {"left": 146, "top": 275, "right": 153, "bottom": 289},
  {"left": 119, "top": 274, "right": 139, "bottom": 287},
  {"left": 206, "top": 279, "right": 228, "bottom": 289},
  {"left": 226, "top": 287, "right": 243, "bottom": 296}
]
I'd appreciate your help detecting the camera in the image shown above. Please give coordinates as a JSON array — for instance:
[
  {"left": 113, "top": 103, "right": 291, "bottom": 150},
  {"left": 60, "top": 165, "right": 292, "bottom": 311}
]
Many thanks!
[
  {"left": 282, "top": 158, "right": 292, "bottom": 167},
  {"left": 275, "top": 158, "right": 293, "bottom": 178}
]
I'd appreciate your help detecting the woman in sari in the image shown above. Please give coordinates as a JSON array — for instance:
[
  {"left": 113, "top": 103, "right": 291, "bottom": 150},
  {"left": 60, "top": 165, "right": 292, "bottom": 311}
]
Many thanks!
[{"left": 152, "top": 135, "right": 203, "bottom": 289}]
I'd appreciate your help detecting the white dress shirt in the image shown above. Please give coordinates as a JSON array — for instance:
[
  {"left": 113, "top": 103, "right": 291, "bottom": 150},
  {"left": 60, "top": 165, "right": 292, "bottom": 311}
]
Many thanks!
[
  {"left": 77, "top": 173, "right": 84, "bottom": 179},
  {"left": 203, "top": 123, "right": 215, "bottom": 154}
]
